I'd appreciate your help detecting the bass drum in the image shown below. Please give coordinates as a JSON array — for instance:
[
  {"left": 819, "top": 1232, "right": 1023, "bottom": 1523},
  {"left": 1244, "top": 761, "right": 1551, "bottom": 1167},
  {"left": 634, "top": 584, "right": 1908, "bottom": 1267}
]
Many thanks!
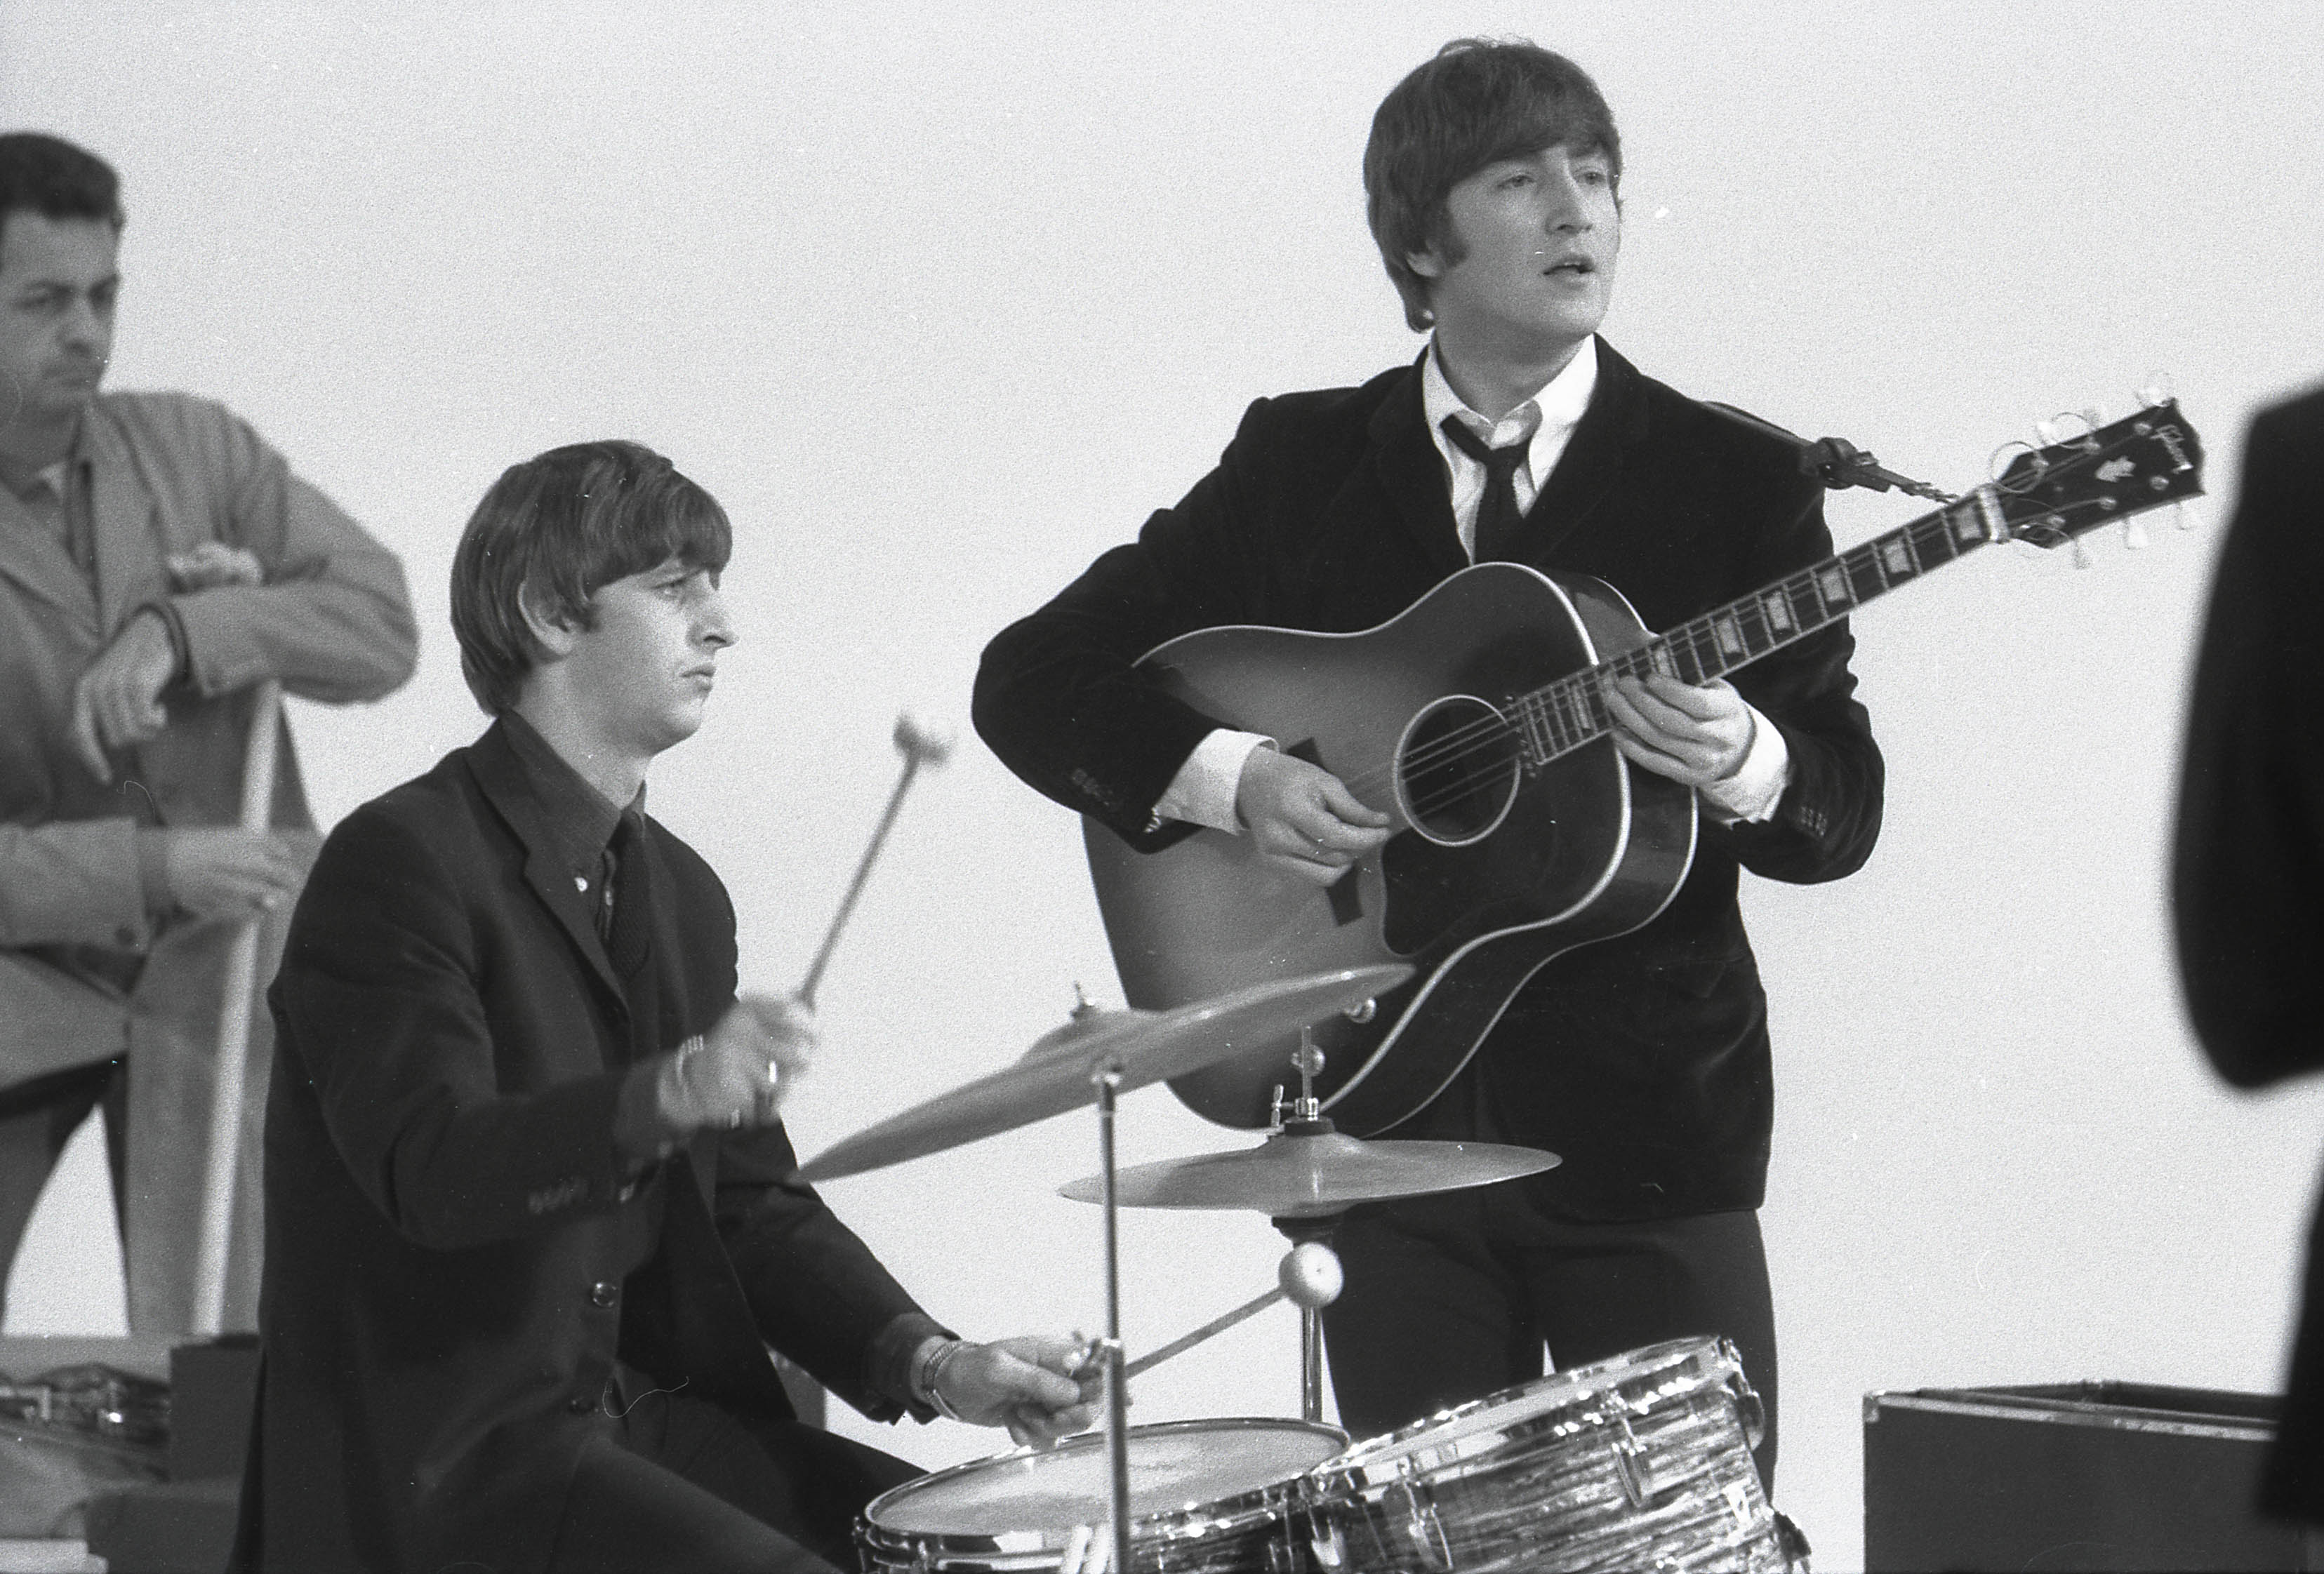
[
  {"left": 857, "top": 1417, "right": 1346, "bottom": 1573},
  {"left": 1301, "top": 1337, "right": 1797, "bottom": 1572}
]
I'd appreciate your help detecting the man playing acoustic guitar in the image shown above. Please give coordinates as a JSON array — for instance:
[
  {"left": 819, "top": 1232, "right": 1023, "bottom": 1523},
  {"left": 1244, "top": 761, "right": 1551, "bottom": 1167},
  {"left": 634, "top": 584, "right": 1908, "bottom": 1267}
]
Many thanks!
[{"left": 973, "top": 39, "right": 1883, "bottom": 1490}]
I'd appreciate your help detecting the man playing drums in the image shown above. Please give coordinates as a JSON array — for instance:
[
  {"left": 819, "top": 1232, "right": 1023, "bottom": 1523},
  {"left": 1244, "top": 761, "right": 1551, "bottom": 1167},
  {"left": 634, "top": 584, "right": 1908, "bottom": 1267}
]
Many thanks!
[{"left": 237, "top": 440, "right": 1098, "bottom": 1574}]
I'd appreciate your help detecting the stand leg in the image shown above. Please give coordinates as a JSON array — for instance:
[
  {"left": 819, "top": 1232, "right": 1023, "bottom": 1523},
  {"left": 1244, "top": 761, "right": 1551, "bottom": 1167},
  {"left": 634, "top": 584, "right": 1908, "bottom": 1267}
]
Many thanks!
[
  {"left": 1273, "top": 1212, "right": 1346, "bottom": 1430},
  {"left": 1096, "top": 1066, "right": 1131, "bottom": 1573},
  {"left": 1300, "top": 1305, "right": 1324, "bottom": 1425}
]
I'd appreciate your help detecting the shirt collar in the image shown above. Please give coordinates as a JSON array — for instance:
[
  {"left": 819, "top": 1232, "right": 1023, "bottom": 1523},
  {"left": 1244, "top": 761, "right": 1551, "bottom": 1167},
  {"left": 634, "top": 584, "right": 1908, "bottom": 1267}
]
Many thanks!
[
  {"left": 498, "top": 708, "right": 639, "bottom": 874},
  {"left": 1423, "top": 335, "right": 1600, "bottom": 483},
  {"left": 0, "top": 434, "right": 88, "bottom": 506}
]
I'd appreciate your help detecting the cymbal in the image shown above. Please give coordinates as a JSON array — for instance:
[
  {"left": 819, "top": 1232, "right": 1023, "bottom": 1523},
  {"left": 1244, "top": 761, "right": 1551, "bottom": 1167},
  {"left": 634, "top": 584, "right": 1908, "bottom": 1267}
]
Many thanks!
[
  {"left": 1058, "top": 1129, "right": 1559, "bottom": 1219},
  {"left": 792, "top": 964, "right": 1412, "bottom": 1185}
]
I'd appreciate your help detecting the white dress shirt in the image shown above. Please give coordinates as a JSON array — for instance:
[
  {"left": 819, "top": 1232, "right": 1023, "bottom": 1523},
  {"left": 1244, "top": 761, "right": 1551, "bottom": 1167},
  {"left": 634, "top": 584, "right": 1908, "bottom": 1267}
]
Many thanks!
[{"left": 1153, "top": 337, "right": 1789, "bottom": 832}]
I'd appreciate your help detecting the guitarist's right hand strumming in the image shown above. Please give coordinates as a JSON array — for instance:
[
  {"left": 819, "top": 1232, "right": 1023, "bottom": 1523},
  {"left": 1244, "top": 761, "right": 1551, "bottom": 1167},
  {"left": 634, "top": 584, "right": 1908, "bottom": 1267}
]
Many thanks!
[{"left": 1233, "top": 746, "right": 1392, "bottom": 887}]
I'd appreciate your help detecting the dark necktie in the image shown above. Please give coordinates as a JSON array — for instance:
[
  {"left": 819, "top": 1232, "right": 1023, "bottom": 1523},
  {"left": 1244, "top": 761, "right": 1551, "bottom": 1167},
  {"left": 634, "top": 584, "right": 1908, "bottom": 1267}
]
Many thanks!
[
  {"left": 604, "top": 813, "right": 659, "bottom": 1061},
  {"left": 1440, "top": 415, "right": 1534, "bottom": 563}
]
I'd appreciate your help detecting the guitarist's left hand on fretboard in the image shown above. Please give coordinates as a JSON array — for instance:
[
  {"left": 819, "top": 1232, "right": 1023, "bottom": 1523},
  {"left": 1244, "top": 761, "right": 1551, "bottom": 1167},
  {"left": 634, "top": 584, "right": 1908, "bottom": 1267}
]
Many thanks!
[{"left": 1604, "top": 673, "right": 1787, "bottom": 822}]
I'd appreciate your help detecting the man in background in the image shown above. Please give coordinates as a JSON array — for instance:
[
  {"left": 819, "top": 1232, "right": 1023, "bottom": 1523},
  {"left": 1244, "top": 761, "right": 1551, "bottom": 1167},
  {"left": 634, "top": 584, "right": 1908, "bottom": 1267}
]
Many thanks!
[
  {"left": 2176, "top": 382, "right": 2324, "bottom": 1519},
  {"left": 0, "top": 131, "right": 416, "bottom": 1331}
]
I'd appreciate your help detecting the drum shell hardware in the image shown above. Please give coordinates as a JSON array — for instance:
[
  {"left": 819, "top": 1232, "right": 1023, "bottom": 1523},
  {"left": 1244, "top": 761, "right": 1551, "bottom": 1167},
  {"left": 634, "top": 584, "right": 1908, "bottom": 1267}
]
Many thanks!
[{"left": 1296, "top": 1337, "right": 1788, "bottom": 1573}]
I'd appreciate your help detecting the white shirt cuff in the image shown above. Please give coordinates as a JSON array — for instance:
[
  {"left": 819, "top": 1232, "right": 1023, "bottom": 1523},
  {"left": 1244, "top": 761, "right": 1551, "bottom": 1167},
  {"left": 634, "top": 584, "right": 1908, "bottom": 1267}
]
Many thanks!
[
  {"left": 1152, "top": 730, "right": 1276, "bottom": 834},
  {"left": 1698, "top": 704, "right": 1790, "bottom": 825}
]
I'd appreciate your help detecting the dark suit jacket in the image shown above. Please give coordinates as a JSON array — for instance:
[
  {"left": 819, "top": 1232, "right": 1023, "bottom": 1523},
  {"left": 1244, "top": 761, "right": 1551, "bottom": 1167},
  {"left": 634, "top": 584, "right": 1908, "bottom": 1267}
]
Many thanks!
[
  {"left": 975, "top": 340, "right": 1883, "bottom": 1218},
  {"left": 237, "top": 721, "right": 928, "bottom": 1573},
  {"left": 2174, "top": 384, "right": 2324, "bottom": 1519}
]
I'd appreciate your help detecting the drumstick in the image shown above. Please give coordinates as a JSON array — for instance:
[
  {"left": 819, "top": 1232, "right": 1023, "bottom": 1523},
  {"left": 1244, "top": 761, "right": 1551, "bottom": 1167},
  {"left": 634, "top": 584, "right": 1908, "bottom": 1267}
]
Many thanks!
[
  {"left": 796, "top": 714, "right": 950, "bottom": 1008},
  {"left": 1081, "top": 1243, "right": 1343, "bottom": 1382},
  {"left": 1120, "top": 1289, "right": 1286, "bottom": 1382},
  {"left": 192, "top": 678, "right": 283, "bottom": 1336}
]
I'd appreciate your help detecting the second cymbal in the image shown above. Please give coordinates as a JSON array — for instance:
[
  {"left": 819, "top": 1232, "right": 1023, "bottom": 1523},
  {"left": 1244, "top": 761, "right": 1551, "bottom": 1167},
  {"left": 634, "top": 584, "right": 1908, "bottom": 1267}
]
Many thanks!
[{"left": 1059, "top": 1128, "right": 1559, "bottom": 1219}]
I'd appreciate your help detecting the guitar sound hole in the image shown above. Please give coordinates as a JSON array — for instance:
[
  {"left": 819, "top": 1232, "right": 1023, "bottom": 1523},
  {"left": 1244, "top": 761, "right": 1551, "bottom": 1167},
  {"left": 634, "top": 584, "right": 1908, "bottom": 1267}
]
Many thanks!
[{"left": 1395, "top": 695, "right": 1521, "bottom": 846}]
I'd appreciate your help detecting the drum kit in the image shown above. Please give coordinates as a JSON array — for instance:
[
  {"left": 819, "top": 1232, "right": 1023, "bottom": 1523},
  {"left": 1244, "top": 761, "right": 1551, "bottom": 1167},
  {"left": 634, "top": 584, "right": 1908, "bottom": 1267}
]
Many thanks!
[
  {"left": 793, "top": 723, "right": 1802, "bottom": 1570},
  {"left": 795, "top": 966, "right": 1802, "bottom": 1573}
]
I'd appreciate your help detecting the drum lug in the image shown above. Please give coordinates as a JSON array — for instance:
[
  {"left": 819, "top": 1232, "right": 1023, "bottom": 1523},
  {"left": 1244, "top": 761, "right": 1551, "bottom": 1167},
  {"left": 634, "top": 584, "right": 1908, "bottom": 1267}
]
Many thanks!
[
  {"left": 1609, "top": 1410, "right": 1653, "bottom": 1509},
  {"left": 1716, "top": 1335, "right": 1769, "bottom": 1451},
  {"left": 1387, "top": 1477, "right": 1455, "bottom": 1571},
  {"left": 1730, "top": 1374, "right": 1767, "bottom": 1450},
  {"left": 1299, "top": 1505, "right": 1347, "bottom": 1571}
]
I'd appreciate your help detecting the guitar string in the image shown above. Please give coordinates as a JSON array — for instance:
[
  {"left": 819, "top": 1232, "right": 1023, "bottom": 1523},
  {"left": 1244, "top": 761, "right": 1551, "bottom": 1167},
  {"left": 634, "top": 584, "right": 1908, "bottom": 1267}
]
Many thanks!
[
  {"left": 1338, "top": 509, "right": 1954, "bottom": 810},
  {"left": 1381, "top": 432, "right": 2149, "bottom": 796},
  {"left": 1381, "top": 475, "right": 2149, "bottom": 822},
  {"left": 1346, "top": 501, "right": 1974, "bottom": 796},
  {"left": 1322, "top": 432, "right": 2159, "bottom": 822}
]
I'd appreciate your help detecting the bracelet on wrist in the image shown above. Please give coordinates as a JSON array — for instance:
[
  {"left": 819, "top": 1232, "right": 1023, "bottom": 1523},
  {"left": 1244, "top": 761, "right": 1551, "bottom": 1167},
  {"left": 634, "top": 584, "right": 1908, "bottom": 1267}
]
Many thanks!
[{"left": 922, "top": 1338, "right": 968, "bottom": 1422}]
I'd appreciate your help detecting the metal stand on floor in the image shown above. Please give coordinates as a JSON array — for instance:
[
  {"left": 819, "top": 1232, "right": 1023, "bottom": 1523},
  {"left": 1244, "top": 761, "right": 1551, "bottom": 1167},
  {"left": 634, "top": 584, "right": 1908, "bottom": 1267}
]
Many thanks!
[{"left": 1092, "top": 1060, "right": 1133, "bottom": 1574}]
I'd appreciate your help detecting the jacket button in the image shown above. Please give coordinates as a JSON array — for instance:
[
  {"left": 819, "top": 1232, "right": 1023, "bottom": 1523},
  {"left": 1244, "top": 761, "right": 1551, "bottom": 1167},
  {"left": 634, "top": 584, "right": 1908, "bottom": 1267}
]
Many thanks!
[
  {"left": 589, "top": 1281, "right": 618, "bottom": 1309},
  {"left": 567, "top": 1393, "right": 594, "bottom": 1414}
]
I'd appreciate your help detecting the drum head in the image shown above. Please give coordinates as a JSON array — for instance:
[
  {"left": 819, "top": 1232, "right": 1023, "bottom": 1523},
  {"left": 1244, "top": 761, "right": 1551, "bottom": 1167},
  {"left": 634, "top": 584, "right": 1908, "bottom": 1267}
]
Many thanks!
[{"left": 868, "top": 1418, "right": 1344, "bottom": 1542}]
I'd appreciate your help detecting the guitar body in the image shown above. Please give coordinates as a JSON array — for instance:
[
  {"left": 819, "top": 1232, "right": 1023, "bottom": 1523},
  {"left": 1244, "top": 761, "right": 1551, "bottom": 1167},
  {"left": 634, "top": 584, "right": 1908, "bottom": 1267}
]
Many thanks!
[{"left": 1087, "top": 562, "right": 1698, "bottom": 1135}]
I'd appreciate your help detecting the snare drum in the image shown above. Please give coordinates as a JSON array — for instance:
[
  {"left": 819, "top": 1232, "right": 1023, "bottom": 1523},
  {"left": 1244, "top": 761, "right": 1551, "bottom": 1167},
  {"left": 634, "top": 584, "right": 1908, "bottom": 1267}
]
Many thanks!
[
  {"left": 857, "top": 1418, "right": 1346, "bottom": 1573},
  {"left": 1301, "top": 1337, "right": 1788, "bottom": 1573}
]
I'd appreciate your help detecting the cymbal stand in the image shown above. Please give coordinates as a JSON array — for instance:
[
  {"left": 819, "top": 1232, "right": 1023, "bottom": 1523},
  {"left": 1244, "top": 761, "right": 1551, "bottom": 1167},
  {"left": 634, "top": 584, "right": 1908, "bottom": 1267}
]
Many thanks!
[
  {"left": 1091, "top": 1060, "right": 1133, "bottom": 1574},
  {"left": 1269, "top": 1032, "right": 1348, "bottom": 1425},
  {"left": 1266, "top": 1214, "right": 1337, "bottom": 1422}
]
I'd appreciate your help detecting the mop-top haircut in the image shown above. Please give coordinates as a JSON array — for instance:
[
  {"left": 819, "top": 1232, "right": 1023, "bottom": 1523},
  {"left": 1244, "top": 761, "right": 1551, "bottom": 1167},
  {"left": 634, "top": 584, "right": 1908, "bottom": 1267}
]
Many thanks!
[
  {"left": 450, "top": 439, "right": 732, "bottom": 715},
  {"left": 1364, "top": 38, "right": 1622, "bottom": 331}
]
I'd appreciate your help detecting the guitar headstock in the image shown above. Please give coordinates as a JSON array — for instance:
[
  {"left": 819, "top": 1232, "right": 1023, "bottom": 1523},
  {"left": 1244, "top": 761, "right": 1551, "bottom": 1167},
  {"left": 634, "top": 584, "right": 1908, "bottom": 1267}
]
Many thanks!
[{"left": 1992, "top": 399, "right": 2205, "bottom": 549}]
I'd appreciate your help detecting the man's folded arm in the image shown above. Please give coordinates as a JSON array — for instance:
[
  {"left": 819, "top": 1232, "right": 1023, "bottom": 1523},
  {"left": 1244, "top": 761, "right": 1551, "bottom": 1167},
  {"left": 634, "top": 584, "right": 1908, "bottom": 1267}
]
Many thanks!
[{"left": 156, "top": 399, "right": 418, "bottom": 705}]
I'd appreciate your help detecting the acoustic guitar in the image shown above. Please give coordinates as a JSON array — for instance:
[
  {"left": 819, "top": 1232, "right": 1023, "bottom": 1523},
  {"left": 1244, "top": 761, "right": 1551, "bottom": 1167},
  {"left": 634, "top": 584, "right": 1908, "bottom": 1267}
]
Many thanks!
[{"left": 1084, "top": 401, "right": 2205, "bottom": 1134}]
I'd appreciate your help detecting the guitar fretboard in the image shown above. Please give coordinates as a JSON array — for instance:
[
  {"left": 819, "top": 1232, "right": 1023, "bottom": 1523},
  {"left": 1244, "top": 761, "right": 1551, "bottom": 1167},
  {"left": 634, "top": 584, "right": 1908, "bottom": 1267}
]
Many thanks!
[{"left": 1510, "top": 488, "right": 2010, "bottom": 766}]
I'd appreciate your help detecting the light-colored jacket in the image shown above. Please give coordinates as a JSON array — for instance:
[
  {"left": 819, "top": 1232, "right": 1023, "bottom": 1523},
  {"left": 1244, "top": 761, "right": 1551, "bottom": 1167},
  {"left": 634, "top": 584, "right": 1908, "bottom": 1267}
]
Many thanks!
[{"left": 0, "top": 389, "right": 416, "bottom": 1330}]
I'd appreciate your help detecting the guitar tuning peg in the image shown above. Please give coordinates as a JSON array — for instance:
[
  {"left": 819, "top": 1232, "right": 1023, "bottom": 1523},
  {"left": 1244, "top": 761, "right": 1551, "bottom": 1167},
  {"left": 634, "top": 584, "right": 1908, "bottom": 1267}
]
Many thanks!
[
  {"left": 2138, "top": 371, "right": 2176, "bottom": 409},
  {"left": 2083, "top": 406, "right": 2108, "bottom": 430},
  {"left": 2176, "top": 497, "right": 2206, "bottom": 531},
  {"left": 2071, "top": 535, "right": 2094, "bottom": 569},
  {"left": 2034, "top": 419, "right": 2064, "bottom": 447},
  {"left": 2122, "top": 516, "right": 2149, "bottom": 551}
]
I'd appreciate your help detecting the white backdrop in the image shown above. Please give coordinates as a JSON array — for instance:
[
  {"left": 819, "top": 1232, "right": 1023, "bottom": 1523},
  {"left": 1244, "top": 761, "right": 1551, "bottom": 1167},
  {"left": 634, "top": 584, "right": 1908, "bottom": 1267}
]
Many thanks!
[{"left": 5, "top": 4, "right": 2323, "bottom": 1566}]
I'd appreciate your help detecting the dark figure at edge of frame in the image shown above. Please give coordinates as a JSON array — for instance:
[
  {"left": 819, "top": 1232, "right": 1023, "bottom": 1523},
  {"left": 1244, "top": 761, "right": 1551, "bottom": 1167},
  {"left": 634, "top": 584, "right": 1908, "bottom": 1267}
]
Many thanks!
[
  {"left": 972, "top": 39, "right": 1884, "bottom": 1493},
  {"left": 0, "top": 131, "right": 417, "bottom": 1334},
  {"left": 2175, "top": 380, "right": 2324, "bottom": 1523},
  {"left": 233, "top": 441, "right": 1098, "bottom": 1573}
]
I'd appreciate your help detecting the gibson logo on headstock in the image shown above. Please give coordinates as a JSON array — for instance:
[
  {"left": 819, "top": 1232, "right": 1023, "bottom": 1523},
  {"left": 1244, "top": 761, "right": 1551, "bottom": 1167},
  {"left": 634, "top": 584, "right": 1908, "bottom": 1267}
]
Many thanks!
[{"left": 2141, "top": 419, "right": 2194, "bottom": 473}]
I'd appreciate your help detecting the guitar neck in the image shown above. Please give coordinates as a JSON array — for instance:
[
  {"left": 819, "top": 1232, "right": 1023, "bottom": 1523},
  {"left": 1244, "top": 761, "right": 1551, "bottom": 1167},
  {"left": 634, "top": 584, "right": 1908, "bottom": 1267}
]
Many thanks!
[{"left": 1513, "top": 487, "right": 2012, "bottom": 765}]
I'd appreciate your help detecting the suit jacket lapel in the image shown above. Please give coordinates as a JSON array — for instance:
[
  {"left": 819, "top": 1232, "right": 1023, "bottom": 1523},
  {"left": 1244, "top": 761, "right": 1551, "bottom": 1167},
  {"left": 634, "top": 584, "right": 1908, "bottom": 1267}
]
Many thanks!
[
  {"left": 465, "top": 723, "right": 628, "bottom": 1005},
  {"left": 82, "top": 408, "right": 166, "bottom": 636},
  {"left": 1365, "top": 354, "right": 1470, "bottom": 583},
  {"left": 1506, "top": 337, "right": 1653, "bottom": 566}
]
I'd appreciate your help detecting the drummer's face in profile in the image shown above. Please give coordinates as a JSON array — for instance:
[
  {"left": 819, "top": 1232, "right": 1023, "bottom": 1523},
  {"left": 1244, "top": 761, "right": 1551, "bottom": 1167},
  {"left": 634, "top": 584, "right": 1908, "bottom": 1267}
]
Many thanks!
[{"left": 560, "top": 554, "right": 735, "bottom": 759}]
